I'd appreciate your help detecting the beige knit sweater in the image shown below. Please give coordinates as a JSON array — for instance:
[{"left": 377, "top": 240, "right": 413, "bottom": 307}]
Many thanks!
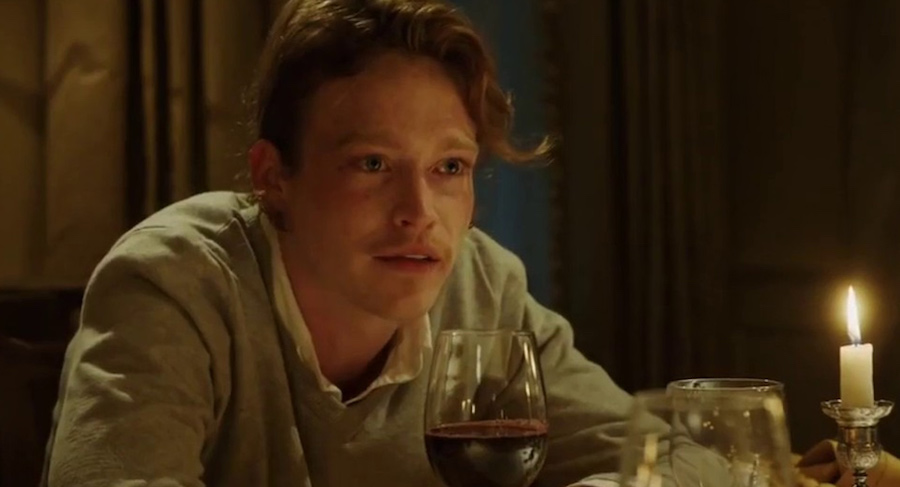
[{"left": 42, "top": 192, "right": 639, "bottom": 487}]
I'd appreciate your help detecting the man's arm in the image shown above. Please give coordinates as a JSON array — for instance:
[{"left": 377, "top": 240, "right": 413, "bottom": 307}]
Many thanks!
[
  {"left": 496, "top": 251, "right": 739, "bottom": 487},
  {"left": 43, "top": 239, "right": 217, "bottom": 487},
  {"left": 449, "top": 231, "right": 746, "bottom": 486},
  {"left": 485, "top": 246, "right": 637, "bottom": 487},
  {"left": 513, "top": 287, "right": 742, "bottom": 487},
  {"left": 516, "top": 292, "right": 634, "bottom": 486}
]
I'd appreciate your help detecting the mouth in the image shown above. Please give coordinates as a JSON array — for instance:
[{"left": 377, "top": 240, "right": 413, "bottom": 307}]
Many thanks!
[
  {"left": 373, "top": 250, "right": 442, "bottom": 273},
  {"left": 376, "top": 254, "right": 438, "bottom": 262}
]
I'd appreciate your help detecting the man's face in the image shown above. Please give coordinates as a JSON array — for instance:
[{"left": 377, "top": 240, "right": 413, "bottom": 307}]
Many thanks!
[{"left": 276, "top": 52, "right": 478, "bottom": 322}]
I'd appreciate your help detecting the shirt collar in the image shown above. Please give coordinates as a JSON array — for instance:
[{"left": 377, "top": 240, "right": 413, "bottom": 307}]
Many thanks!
[{"left": 260, "top": 211, "right": 431, "bottom": 405}]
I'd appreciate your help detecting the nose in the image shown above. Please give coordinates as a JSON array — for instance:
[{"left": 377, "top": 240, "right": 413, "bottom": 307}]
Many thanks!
[{"left": 392, "top": 172, "right": 438, "bottom": 231}]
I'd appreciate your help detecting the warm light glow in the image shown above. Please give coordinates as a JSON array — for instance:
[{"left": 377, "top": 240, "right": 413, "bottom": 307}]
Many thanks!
[{"left": 847, "top": 286, "right": 861, "bottom": 345}]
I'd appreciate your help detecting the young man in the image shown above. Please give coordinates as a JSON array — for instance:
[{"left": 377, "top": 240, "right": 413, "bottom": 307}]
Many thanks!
[{"left": 41, "top": 1, "right": 636, "bottom": 486}]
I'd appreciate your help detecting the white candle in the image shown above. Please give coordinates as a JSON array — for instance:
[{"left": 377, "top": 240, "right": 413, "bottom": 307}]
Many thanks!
[{"left": 840, "top": 286, "right": 874, "bottom": 407}]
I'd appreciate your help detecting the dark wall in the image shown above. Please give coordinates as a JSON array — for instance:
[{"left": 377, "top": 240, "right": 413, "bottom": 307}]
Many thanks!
[
  {"left": 550, "top": 0, "right": 900, "bottom": 452},
  {"left": 448, "top": 0, "right": 557, "bottom": 307},
  {"left": 724, "top": 0, "right": 900, "bottom": 452}
]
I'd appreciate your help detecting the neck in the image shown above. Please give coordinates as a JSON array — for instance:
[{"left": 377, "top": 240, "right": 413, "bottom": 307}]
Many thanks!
[
  {"left": 299, "top": 290, "right": 401, "bottom": 394},
  {"left": 284, "top": 266, "right": 404, "bottom": 395}
]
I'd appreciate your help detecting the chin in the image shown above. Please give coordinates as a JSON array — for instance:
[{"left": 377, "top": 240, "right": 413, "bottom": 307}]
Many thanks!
[{"left": 363, "top": 290, "right": 438, "bottom": 322}]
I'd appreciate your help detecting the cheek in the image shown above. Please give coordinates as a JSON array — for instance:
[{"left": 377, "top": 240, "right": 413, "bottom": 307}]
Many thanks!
[
  {"left": 293, "top": 181, "right": 383, "bottom": 232},
  {"left": 437, "top": 190, "right": 475, "bottom": 228},
  {"left": 285, "top": 172, "right": 337, "bottom": 212}
]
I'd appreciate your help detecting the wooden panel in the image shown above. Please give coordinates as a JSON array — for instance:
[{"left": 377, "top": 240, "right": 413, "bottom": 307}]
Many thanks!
[
  {"left": 0, "top": 0, "right": 43, "bottom": 286},
  {"left": 0, "top": 291, "right": 80, "bottom": 486},
  {"left": 44, "top": 0, "right": 128, "bottom": 286}
]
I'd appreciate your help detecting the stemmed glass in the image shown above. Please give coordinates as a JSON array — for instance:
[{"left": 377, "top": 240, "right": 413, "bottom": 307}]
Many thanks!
[
  {"left": 667, "top": 378, "right": 785, "bottom": 398},
  {"left": 424, "top": 329, "right": 548, "bottom": 487},
  {"left": 620, "top": 389, "right": 795, "bottom": 487}
]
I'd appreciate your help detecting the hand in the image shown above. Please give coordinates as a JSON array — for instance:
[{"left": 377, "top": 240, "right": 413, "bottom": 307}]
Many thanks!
[
  {"left": 796, "top": 440, "right": 841, "bottom": 484},
  {"left": 795, "top": 439, "right": 900, "bottom": 487}
]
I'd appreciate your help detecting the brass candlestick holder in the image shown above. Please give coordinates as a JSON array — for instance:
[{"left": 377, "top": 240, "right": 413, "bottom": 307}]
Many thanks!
[{"left": 821, "top": 400, "right": 894, "bottom": 487}]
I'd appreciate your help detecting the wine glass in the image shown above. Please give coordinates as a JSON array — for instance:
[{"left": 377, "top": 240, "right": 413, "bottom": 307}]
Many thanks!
[
  {"left": 620, "top": 389, "right": 795, "bottom": 487},
  {"left": 667, "top": 378, "right": 785, "bottom": 398},
  {"left": 424, "top": 329, "right": 548, "bottom": 487}
]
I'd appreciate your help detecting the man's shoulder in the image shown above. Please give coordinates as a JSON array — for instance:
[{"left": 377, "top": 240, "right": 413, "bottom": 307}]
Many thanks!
[
  {"left": 458, "top": 228, "right": 526, "bottom": 274},
  {"left": 96, "top": 191, "right": 258, "bottom": 282},
  {"left": 431, "top": 228, "right": 529, "bottom": 327},
  {"left": 133, "top": 191, "right": 253, "bottom": 236},
  {"left": 446, "top": 228, "right": 527, "bottom": 295}
]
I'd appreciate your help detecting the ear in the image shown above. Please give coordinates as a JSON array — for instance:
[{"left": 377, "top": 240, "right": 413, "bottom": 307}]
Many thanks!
[{"left": 248, "top": 139, "right": 289, "bottom": 212}]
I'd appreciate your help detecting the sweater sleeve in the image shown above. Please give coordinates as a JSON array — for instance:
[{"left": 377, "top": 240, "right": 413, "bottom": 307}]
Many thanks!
[
  {"left": 492, "top": 251, "right": 643, "bottom": 487},
  {"left": 518, "top": 295, "right": 635, "bottom": 487},
  {"left": 43, "top": 231, "right": 220, "bottom": 487},
  {"left": 493, "top": 253, "right": 733, "bottom": 487}
]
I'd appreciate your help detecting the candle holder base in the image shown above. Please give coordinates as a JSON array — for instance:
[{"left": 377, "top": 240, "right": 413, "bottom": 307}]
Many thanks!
[{"left": 821, "top": 400, "right": 894, "bottom": 487}]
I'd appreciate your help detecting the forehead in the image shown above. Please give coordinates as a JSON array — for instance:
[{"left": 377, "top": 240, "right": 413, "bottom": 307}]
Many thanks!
[{"left": 301, "top": 52, "right": 477, "bottom": 147}]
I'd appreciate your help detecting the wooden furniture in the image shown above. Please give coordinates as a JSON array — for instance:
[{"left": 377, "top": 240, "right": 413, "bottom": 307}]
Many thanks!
[{"left": 0, "top": 291, "right": 79, "bottom": 487}]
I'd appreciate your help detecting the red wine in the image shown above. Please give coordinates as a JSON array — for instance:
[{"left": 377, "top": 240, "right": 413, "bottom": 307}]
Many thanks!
[{"left": 425, "top": 419, "right": 548, "bottom": 487}]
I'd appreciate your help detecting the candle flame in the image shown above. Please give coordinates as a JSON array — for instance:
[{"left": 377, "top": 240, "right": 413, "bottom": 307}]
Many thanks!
[{"left": 847, "top": 286, "right": 861, "bottom": 345}]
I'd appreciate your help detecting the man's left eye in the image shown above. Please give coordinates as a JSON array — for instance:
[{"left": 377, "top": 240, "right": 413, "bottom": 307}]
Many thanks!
[
  {"left": 438, "top": 158, "right": 467, "bottom": 175},
  {"left": 359, "top": 156, "right": 386, "bottom": 172}
]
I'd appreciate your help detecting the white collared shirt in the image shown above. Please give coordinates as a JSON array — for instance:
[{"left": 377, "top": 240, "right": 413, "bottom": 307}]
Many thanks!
[{"left": 260, "top": 213, "right": 432, "bottom": 405}]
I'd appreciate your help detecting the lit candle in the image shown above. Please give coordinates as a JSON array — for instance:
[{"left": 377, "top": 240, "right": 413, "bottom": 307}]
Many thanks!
[{"left": 840, "top": 286, "right": 874, "bottom": 407}]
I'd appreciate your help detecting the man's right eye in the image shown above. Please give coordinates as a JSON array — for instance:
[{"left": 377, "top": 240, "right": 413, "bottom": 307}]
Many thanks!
[{"left": 358, "top": 156, "right": 386, "bottom": 172}]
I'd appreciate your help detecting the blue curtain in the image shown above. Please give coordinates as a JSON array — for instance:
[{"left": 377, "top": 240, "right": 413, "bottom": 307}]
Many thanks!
[{"left": 448, "top": 0, "right": 554, "bottom": 306}]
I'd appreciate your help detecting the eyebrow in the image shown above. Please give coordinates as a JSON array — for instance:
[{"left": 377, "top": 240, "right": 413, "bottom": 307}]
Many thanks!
[{"left": 332, "top": 130, "right": 479, "bottom": 153}]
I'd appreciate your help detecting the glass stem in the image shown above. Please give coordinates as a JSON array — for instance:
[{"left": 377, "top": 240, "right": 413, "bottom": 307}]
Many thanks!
[{"left": 854, "top": 468, "right": 868, "bottom": 487}]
